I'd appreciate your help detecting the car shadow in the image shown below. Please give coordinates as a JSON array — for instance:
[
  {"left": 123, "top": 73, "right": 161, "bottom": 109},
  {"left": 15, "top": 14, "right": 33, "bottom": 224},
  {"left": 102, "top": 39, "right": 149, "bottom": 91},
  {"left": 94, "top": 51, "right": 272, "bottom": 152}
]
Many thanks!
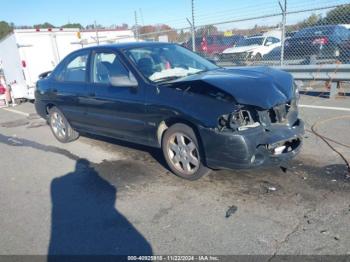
[
  {"left": 81, "top": 132, "right": 169, "bottom": 170},
  {"left": 48, "top": 158, "right": 153, "bottom": 259}
]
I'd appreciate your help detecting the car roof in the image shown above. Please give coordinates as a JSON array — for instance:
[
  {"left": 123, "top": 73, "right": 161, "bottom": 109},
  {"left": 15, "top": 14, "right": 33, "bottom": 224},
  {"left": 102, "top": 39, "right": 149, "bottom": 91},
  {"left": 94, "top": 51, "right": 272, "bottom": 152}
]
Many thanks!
[
  {"left": 301, "top": 25, "right": 337, "bottom": 31},
  {"left": 78, "top": 41, "right": 176, "bottom": 52}
]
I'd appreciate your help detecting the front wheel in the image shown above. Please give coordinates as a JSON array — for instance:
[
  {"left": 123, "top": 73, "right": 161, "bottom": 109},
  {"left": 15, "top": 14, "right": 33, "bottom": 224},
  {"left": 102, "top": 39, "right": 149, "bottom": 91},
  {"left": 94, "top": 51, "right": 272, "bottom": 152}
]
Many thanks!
[
  {"left": 49, "top": 106, "right": 79, "bottom": 143},
  {"left": 253, "top": 53, "right": 262, "bottom": 61},
  {"left": 162, "top": 123, "right": 211, "bottom": 180}
]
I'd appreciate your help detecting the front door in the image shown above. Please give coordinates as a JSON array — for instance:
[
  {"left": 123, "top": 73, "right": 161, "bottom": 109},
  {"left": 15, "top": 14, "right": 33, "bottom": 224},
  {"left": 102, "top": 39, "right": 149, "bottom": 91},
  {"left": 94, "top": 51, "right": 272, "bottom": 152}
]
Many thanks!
[{"left": 86, "top": 50, "right": 147, "bottom": 144}]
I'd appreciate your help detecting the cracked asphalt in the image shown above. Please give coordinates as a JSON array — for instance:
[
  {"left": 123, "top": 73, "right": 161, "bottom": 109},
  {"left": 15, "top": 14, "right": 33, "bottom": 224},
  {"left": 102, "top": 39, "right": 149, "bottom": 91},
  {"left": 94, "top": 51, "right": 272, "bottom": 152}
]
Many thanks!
[{"left": 0, "top": 94, "right": 349, "bottom": 258}]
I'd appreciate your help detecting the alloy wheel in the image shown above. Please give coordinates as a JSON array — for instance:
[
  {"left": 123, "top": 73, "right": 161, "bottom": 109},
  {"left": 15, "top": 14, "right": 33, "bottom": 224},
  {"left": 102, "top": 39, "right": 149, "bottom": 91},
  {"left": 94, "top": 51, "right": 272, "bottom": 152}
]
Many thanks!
[
  {"left": 51, "top": 112, "right": 66, "bottom": 139},
  {"left": 167, "top": 132, "right": 200, "bottom": 176}
]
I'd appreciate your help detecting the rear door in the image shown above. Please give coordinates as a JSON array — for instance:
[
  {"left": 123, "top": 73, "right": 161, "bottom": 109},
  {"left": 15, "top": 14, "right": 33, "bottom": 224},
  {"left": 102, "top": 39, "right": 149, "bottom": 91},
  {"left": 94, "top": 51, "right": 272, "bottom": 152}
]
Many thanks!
[
  {"left": 86, "top": 49, "right": 147, "bottom": 143},
  {"left": 49, "top": 50, "right": 92, "bottom": 127}
]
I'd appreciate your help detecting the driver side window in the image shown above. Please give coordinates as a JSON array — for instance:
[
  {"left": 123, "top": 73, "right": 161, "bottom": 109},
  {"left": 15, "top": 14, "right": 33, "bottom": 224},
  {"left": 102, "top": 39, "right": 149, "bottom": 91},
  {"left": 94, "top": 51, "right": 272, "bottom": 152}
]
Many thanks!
[{"left": 92, "top": 52, "right": 130, "bottom": 85}]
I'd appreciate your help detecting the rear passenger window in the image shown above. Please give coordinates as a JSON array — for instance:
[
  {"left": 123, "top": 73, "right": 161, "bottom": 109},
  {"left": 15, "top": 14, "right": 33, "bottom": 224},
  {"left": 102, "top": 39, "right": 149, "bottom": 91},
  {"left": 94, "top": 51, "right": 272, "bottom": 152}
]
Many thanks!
[{"left": 56, "top": 52, "right": 89, "bottom": 82}]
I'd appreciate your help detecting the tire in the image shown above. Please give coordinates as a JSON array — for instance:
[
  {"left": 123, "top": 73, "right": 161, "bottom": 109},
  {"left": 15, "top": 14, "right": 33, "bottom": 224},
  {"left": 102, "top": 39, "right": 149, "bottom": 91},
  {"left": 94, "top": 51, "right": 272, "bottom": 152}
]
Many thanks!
[
  {"left": 162, "top": 123, "right": 211, "bottom": 180},
  {"left": 49, "top": 106, "right": 79, "bottom": 143},
  {"left": 254, "top": 53, "right": 262, "bottom": 61}
]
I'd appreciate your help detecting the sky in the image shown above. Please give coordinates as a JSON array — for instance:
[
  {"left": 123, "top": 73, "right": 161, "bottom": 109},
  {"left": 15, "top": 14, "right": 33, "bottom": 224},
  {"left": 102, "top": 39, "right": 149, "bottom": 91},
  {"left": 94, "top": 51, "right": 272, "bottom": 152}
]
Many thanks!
[{"left": 1, "top": 0, "right": 348, "bottom": 30}]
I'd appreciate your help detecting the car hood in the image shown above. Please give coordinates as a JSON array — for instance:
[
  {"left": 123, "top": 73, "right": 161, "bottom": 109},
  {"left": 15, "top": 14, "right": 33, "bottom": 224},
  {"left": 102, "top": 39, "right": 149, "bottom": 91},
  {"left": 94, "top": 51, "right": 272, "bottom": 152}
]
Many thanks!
[
  {"left": 223, "top": 45, "right": 261, "bottom": 54},
  {"left": 175, "top": 67, "right": 294, "bottom": 109}
]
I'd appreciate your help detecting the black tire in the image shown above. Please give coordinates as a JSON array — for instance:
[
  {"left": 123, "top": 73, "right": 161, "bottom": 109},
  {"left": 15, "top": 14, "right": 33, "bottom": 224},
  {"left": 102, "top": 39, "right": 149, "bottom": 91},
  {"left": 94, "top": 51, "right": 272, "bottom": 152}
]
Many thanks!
[
  {"left": 254, "top": 53, "right": 262, "bottom": 61},
  {"left": 162, "top": 123, "right": 211, "bottom": 180},
  {"left": 48, "top": 107, "right": 79, "bottom": 143}
]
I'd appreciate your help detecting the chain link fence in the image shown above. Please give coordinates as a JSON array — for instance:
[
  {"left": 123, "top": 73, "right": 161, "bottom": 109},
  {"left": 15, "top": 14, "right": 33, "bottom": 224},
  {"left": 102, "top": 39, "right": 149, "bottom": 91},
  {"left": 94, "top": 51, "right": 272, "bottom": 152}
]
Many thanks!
[{"left": 135, "top": 1, "right": 350, "bottom": 67}]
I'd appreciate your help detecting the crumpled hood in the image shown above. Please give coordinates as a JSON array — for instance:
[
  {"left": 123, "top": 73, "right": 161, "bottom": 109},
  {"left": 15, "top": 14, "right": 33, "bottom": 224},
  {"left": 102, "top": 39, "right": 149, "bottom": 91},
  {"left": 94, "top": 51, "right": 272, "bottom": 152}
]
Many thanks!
[
  {"left": 223, "top": 45, "right": 260, "bottom": 54},
  {"left": 181, "top": 67, "right": 294, "bottom": 109}
]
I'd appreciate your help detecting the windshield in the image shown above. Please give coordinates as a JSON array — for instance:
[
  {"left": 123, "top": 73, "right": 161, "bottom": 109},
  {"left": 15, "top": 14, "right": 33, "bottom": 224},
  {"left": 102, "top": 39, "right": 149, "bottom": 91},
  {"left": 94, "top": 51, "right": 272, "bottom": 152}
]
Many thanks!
[
  {"left": 124, "top": 44, "right": 218, "bottom": 82},
  {"left": 236, "top": 37, "right": 264, "bottom": 47},
  {"left": 222, "top": 35, "right": 243, "bottom": 45}
]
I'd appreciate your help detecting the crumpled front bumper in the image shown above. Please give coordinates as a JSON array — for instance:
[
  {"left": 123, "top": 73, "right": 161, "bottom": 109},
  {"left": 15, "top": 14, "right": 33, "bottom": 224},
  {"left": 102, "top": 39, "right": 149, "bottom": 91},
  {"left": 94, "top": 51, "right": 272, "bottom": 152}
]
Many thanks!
[{"left": 198, "top": 119, "right": 304, "bottom": 170}]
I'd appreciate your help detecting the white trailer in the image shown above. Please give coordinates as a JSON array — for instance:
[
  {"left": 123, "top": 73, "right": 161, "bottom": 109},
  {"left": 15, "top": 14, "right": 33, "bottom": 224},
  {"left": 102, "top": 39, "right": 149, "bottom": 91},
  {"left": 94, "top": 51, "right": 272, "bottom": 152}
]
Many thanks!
[{"left": 0, "top": 28, "right": 136, "bottom": 100}]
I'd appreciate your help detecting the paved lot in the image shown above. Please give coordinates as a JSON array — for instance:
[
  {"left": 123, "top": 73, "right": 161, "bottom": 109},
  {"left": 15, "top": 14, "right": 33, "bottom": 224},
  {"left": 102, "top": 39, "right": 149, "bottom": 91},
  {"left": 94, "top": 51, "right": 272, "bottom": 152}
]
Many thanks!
[{"left": 0, "top": 94, "right": 349, "bottom": 258}]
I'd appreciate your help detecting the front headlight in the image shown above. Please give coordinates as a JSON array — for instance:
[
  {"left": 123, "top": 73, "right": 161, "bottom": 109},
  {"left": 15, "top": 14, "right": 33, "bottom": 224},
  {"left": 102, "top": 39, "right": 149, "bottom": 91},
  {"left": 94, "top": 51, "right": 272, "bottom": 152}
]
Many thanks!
[{"left": 219, "top": 107, "right": 261, "bottom": 131}]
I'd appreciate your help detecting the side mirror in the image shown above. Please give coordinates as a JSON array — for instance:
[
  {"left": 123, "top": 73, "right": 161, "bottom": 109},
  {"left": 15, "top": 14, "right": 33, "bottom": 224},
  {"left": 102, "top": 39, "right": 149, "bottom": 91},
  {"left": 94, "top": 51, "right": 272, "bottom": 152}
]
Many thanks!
[
  {"left": 265, "top": 41, "right": 273, "bottom": 46},
  {"left": 110, "top": 72, "right": 138, "bottom": 88}
]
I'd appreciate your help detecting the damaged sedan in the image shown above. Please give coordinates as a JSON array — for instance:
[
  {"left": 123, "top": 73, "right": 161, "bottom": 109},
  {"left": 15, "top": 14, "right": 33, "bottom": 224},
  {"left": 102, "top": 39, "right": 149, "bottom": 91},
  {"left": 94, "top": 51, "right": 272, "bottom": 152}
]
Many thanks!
[{"left": 35, "top": 42, "right": 304, "bottom": 180}]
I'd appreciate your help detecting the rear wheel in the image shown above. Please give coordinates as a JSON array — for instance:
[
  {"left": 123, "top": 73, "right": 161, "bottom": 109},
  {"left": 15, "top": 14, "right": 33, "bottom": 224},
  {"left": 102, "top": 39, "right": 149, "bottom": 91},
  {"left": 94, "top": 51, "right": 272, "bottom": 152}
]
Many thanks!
[
  {"left": 162, "top": 123, "right": 211, "bottom": 180},
  {"left": 49, "top": 107, "right": 79, "bottom": 143}
]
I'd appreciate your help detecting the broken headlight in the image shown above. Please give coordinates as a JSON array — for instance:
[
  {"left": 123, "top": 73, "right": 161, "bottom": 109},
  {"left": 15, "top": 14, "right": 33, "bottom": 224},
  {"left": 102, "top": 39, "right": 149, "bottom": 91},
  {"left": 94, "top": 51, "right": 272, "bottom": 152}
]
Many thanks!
[{"left": 219, "top": 107, "right": 260, "bottom": 131}]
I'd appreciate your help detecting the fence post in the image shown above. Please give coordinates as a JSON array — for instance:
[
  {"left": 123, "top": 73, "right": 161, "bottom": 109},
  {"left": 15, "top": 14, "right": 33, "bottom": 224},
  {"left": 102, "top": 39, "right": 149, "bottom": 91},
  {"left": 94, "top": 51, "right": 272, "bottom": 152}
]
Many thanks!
[
  {"left": 191, "top": 0, "right": 196, "bottom": 52},
  {"left": 329, "top": 82, "right": 338, "bottom": 99},
  {"left": 186, "top": 18, "right": 196, "bottom": 52},
  {"left": 279, "top": 0, "right": 287, "bottom": 66},
  {"left": 94, "top": 21, "right": 100, "bottom": 45}
]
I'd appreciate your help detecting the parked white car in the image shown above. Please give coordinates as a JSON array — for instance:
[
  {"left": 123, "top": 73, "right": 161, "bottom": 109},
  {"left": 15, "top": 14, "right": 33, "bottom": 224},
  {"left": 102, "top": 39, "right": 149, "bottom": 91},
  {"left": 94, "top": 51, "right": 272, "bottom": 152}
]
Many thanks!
[{"left": 221, "top": 31, "right": 281, "bottom": 62}]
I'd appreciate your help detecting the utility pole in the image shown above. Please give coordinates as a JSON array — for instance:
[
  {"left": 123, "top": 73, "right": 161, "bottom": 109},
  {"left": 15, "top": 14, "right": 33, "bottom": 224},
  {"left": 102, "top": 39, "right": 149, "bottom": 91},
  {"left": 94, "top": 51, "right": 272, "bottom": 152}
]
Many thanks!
[
  {"left": 94, "top": 20, "right": 99, "bottom": 45},
  {"left": 279, "top": 0, "right": 287, "bottom": 66},
  {"left": 134, "top": 11, "right": 139, "bottom": 41},
  {"left": 191, "top": 0, "right": 196, "bottom": 52}
]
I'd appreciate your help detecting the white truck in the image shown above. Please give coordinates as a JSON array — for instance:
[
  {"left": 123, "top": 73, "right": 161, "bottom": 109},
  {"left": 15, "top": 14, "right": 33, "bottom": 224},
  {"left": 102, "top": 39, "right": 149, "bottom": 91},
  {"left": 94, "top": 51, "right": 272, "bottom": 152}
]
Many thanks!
[{"left": 0, "top": 28, "right": 136, "bottom": 101}]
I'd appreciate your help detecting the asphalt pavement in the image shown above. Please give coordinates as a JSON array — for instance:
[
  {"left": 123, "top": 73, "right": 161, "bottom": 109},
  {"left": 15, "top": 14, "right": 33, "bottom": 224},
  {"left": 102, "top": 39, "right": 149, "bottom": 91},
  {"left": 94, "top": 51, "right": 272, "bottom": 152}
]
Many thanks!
[{"left": 0, "top": 94, "right": 349, "bottom": 259}]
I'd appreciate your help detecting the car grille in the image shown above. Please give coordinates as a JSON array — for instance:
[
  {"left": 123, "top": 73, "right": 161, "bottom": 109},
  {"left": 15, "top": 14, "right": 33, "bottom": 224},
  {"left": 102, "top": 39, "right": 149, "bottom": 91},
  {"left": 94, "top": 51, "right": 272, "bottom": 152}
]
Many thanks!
[{"left": 258, "top": 100, "right": 298, "bottom": 128}]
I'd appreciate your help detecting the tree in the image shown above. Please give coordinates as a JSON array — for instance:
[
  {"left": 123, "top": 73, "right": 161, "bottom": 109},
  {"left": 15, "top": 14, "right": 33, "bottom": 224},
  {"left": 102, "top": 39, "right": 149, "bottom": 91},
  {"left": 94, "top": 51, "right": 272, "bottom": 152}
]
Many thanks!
[
  {"left": 121, "top": 23, "right": 129, "bottom": 30},
  {"left": 320, "top": 4, "right": 350, "bottom": 25},
  {"left": 196, "top": 25, "right": 218, "bottom": 36},
  {"left": 61, "top": 23, "right": 83, "bottom": 29},
  {"left": 0, "top": 21, "right": 13, "bottom": 40},
  {"left": 296, "top": 13, "right": 321, "bottom": 30},
  {"left": 139, "top": 25, "right": 156, "bottom": 34},
  {"left": 34, "top": 22, "right": 55, "bottom": 29},
  {"left": 85, "top": 23, "right": 103, "bottom": 29}
]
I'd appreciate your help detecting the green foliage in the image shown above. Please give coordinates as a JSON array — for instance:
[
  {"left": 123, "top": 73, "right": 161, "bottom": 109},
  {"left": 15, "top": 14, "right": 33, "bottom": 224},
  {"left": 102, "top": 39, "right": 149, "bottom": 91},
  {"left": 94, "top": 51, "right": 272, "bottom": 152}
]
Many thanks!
[
  {"left": 61, "top": 23, "right": 84, "bottom": 29},
  {"left": 33, "top": 22, "right": 55, "bottom": 29},
  {"left": 296, "top": 14, "right": 321, "bottom": 30},
  {"left": 0, "top": 21, "right": 13, "bottom": 40},
  {"left": 196, "top": 25, "right": 219, "bottom": 36},
  {"left": 320, "top": 4, "right": 350, "bottom": 25}
]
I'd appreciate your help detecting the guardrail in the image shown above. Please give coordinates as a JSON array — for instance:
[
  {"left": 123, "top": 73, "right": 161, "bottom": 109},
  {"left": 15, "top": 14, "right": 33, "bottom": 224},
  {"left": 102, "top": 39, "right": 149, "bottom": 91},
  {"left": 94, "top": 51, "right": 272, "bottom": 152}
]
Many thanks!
[
  {"left": 278, "top": 64, "right": 350, "bottom": 82},
  {"left": 277, "top": 64, "right": 350, "bottom": 99}
]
